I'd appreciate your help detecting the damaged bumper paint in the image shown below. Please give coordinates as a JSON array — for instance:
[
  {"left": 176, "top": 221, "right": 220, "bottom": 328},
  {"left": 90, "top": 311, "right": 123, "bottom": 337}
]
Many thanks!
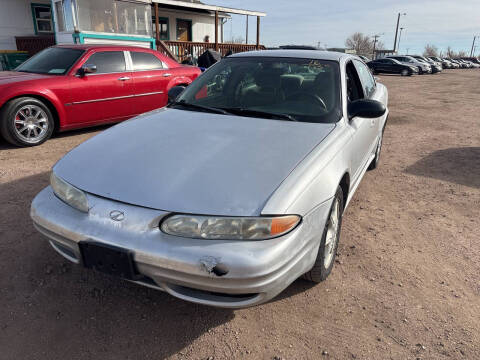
[{"left": 31, "top": 187, "right": 332, "bottom": 308}]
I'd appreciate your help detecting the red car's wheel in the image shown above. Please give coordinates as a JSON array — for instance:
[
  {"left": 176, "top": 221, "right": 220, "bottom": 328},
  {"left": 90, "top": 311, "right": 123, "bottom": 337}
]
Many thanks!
[{"left": 0, "top": 97, "right": 54, "bottom": 147}]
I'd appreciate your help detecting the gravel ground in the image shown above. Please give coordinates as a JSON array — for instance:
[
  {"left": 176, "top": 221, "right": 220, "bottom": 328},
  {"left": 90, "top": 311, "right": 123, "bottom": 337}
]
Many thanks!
[{"left": 0, "top": 69, "right": 479, "bottom": 360}]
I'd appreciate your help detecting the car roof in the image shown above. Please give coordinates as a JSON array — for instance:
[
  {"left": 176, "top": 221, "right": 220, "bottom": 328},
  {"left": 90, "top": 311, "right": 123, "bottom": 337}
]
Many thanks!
[
  {"left": 230, "top": 49, "right": 349, "bottom": 62},
  {"left": 54, "top": 44, "right": 155, "bottom": 52}
]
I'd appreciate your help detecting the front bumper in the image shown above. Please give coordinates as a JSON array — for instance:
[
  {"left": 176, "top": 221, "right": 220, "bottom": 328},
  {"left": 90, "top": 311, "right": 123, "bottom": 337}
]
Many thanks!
[{"left": 31, "top": 187, "right": 331, "bottom": 308}]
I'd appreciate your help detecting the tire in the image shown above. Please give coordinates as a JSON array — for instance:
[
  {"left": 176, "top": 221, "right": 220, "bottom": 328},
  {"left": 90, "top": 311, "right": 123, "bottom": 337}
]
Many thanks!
[
  {"left": 303, "top": 186, "right": 344, "bottom": 283},
  {"left": 401, "top": 69, "right": 409, "bottom": 76},
  {"left": 368, "top": 126, "right": 384, "bottom": 170},
  {"left": 0, "top": 97, "right": 54, "bottom": 147}
]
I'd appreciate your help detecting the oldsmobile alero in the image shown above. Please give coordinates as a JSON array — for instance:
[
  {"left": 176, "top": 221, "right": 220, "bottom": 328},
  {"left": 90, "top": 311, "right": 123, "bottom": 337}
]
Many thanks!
[{"left": 31, "top": 50, "right": 388, "bottom": 308}]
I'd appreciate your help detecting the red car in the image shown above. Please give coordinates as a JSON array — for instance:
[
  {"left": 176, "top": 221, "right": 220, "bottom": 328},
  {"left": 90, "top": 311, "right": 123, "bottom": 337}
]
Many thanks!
[{"left": 0, "top": 45, "right": 201, "bottom": 147}]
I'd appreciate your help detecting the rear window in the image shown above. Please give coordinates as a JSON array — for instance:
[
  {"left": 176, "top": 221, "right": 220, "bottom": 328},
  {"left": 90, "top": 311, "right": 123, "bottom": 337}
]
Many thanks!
[
  {"left": 86, "top": 51, "right": 126, "bottom": 74},
  {"left": 131, "top": 52, "right": 165, "bottom": 71}
]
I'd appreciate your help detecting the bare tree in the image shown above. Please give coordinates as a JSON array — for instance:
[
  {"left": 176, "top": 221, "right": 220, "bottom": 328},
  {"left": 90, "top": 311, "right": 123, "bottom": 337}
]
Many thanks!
[
  {"left": 457, "top": 50, "right": 467, "bottom": 57},
  {"left": 446, "top": 46, "right": 456, "bottom": 58},
  {"left": 345, "top": 32, "right": 374, "bottom": 56},
  {"left": 423, "top": 44, "right": 439, "bottom": 57}
]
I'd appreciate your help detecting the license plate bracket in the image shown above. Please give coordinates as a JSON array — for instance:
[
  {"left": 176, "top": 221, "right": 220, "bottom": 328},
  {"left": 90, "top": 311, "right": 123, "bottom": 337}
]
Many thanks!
[{"left": 79, "top": 241, "right": 139, "bottom": 280}]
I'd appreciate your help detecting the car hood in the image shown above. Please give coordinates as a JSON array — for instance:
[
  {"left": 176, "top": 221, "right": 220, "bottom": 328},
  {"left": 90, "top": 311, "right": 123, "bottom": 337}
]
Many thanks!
[
  {"left": 0, "top": 71, "right": 53, "bottom": 86},
  {"left": 54, "top": 109, "right": 335, "bottom": 216}
]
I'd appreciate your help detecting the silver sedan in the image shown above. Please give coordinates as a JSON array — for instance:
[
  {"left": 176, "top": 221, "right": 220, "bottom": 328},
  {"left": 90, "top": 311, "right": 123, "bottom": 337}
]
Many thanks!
[{"left": 31, "top": 50, "right": 388, "bottom": 308}]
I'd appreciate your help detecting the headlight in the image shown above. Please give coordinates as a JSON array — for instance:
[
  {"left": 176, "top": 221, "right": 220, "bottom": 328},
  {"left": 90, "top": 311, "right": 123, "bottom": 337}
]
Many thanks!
[
  {"left": 50, "top": 172, "right": 89, "bottom": 213},
  {"left": 161, "top": 214, "right": 301, "bottom": 240}
]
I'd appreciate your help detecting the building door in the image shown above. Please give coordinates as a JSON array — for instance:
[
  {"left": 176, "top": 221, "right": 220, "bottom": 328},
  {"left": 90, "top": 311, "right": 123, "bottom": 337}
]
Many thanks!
[{"left": 176, "top": 19, "right": 192, "bottom": 41}]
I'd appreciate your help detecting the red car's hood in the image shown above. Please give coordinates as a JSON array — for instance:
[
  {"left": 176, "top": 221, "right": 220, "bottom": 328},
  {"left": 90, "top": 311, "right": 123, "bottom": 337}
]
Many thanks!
[{"left": 0, "top": 71, "right": 53, "bottom": 86}]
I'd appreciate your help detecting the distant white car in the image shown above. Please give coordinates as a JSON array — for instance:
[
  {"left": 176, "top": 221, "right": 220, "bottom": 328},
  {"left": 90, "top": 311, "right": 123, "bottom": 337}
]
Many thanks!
[
  {"left": 387, "top": 55, "right": 432, "bottom": 74},
  {"left": 31, "top": 50, "right": 388, "bottom": 308}
]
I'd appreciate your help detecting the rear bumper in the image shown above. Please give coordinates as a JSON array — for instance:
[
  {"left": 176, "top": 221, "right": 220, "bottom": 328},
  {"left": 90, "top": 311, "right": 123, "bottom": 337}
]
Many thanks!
[{"left": 31, "top": 187, "right": 331, "bottom": 308}]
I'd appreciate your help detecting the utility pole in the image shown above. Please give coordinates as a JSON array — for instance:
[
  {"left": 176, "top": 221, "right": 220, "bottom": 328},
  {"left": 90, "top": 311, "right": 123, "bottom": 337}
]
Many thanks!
[
  {"left": 393, "top": 12, "right": 406, "bottom": 52},
  {"left": 372, "top": 33, "right": 384, "bottom": 60},
  {"left": 470, "top": 36, "right": 477, "bottom": 57},
  {"left": 397, "top": 27, "right": 404, "bottom": 53}
]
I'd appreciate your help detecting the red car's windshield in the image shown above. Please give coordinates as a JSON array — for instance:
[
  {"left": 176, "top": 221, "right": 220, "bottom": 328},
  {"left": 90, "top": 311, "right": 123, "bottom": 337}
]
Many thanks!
[{"left": 16, "top": 47, "right": 85, "bottom": 75}]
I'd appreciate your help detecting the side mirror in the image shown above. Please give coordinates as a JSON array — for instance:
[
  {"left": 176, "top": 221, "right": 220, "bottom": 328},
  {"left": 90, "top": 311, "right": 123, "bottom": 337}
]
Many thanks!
[
  {"left": 79, "top": 64, "right": 97, "bottom": 76},
  {"left": 348, "top": 99, "right": 386, "bottom": 119},
  {"left": 168, "top": 86, "right": 186, "bottom": 104}
]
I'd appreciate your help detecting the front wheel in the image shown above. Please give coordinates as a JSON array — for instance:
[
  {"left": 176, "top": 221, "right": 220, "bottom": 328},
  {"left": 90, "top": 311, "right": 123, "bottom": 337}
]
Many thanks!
[
  {"left": 368, "top": 128, "right": 384, "bottom": 170},
  {"left": 401, "top": 69, "right": 409, "bottom": 76},
  {"left": 0, "top": 97, "right": 54, "bottom": 147},
  {"left": 303, "top": 186, "right": 344, "bottom": 283}
]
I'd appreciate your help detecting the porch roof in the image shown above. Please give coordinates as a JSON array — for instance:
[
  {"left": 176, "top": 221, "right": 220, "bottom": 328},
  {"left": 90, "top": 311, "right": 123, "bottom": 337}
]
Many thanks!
[{"left": 151, "top": 0, "right": 266, "bottom": 17}]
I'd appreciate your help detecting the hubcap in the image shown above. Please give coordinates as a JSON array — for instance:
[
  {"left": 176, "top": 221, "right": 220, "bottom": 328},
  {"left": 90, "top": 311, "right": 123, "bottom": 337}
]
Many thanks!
[
  {"left": 13, "top": 105, "right": 49, "bottom": 143},
  {"left": 324, "top": 198, "right": 340, "bottom": 268}
]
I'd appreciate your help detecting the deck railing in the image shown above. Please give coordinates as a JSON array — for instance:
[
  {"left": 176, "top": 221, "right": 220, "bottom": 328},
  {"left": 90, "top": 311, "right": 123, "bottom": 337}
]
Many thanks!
[
  {"left": 15, "top": 35, "right": 55, "bottom": 56},
  {"left": 160, "top": 40, "right": 265, "bottom": 63}
]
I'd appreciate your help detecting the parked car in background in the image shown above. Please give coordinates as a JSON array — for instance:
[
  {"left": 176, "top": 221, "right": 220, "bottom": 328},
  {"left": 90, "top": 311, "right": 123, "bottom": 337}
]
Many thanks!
[
  {"left": 357, "top": 55, "right": 370, "bottom": 62},
  {"left": 0, "top": 45, "right": 201, "bottom": 147},
  {"left": 411, "top": 56, "right": 442, "bottom": 73},
  {"left": 31, "top": 50, "right": 388, "bottom": 308},
  {"left": 387, "top": 55, "right": 432, "bottom": 74},
  {"left": 428, "top": 56, "right": 452, "bottom": 69},
  {"left": 448, "top": 59, "right": 466, "bottom": 68},
  {"left": 444, "top": 58, "right": 460, "bottom": 68},
  {"left": 367, "top": 58, "right": 418, "bottom": 76}
]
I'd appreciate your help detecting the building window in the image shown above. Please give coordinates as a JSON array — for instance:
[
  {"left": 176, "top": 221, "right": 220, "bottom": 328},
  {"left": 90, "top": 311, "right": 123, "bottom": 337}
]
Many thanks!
[
  {"left": 176, "top": 19, "right": 192, "bottom": 41},
  {"left": 31, "top": 3, "right": 53, "bottom": 34},
  {"left": 152, "top": 17, "right": 169, "bottom": 40},
  {"left": 54, "top": 0, "right": 76, "bottom": 32},
  {"left": 76, "top": 0, "right": 152, "bottom": 36},
  {"left": 55, "top": 1, "right": 66, "bottom": 31}
]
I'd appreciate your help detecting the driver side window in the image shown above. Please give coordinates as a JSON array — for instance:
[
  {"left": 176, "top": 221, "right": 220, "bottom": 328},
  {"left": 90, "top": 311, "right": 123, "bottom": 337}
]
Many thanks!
[
  {"left": 345, "top": 61, "right": 364, "bottom": 102},
  {"left": 353, "top": 60, "right": 376, "bottom": 98}
]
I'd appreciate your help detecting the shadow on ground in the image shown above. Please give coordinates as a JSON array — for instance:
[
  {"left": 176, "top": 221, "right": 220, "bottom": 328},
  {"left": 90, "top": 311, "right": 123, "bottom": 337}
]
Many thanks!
[{"left": 405, "top": 147, "right": 480, "bottom": 188}]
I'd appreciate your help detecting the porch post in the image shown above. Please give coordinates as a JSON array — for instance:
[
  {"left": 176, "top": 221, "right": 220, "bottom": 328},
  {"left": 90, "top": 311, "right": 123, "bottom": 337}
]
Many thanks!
[
  {"left": 154, "top": 3, "right": 160, "bottom": 48},
  {"left": 215, "top": 10, "right": 219, "bottom": 51},
  {"left": 256, "top": 16, "right": 260, "bottom": 49},
  {"left": 246, "top": 15, "right": 248, "bottom": 44}
]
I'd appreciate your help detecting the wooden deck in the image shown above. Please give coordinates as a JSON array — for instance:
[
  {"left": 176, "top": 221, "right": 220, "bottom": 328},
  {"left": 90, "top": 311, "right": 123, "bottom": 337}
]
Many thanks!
[{"left": 159, "top": 40, "right": 265, "bottom": 63}]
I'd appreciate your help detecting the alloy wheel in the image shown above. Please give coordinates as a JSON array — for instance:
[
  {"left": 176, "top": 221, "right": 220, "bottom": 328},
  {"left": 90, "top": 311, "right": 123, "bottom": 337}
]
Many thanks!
[{"left": 13, "top": 105, "right": 49, "bottom": 144}]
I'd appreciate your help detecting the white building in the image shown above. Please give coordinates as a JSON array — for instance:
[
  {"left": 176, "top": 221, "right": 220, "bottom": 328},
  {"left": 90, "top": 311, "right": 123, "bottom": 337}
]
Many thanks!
[{"left": 0, "top": 0, "right": 265, "bottom": 61}]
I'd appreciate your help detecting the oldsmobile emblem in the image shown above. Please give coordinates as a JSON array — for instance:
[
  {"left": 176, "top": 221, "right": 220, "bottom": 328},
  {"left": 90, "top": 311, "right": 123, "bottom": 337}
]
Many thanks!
[{"left": 109, "top": 210, "right": 125, "bottom": 221}]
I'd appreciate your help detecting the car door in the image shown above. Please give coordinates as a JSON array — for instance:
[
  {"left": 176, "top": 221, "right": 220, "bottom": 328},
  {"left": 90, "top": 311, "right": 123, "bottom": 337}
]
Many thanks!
[
  {"left": 346, "top": 61, "right": 379, "bottom": 180},
  {"left": 128, "top": 50, "right": 171, "bottom": 114},
  {"left": 376, "top": 59, "right": 390, "bottom": 73},
  {"left": 67, "top": 50, "right": 135, "bottom": 125},
  {"left": 384, "top": 59, "right": 398, "bottom": 74}
]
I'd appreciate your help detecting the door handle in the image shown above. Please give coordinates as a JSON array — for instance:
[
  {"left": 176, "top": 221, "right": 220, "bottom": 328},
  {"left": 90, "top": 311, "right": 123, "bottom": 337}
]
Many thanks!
[
  {"left": 370, "top": 119, "right": 376, "bottom": 127},
  {"left": 118, "top": 76, "right": 131, "bottom": 81},
  {"left": 162, "top": 73, "right": 172, "bottom": 77}
]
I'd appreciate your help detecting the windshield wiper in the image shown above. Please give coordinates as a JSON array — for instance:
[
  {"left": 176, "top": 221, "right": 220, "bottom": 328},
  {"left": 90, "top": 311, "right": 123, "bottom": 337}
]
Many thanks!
[
  {"left": 170, "top": 101, "right": 228, "bottom": 115},
  {"left": 220, "top": 108, "right": 297, "bottom": 122}
]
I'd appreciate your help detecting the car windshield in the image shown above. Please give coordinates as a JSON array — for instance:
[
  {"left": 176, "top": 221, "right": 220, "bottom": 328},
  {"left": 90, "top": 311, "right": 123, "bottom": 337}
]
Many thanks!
[
  {"left": 173, "top": 57, "right": 342, "bottom": 123},
  {"left": 16, "top": 47, "right": 85, "bottom": 75}
]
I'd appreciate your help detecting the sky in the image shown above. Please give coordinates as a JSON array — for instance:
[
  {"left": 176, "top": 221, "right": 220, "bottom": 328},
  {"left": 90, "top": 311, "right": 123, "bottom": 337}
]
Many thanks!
[{"left": 213, "top": 0, "right": 480, "bottom": 55}]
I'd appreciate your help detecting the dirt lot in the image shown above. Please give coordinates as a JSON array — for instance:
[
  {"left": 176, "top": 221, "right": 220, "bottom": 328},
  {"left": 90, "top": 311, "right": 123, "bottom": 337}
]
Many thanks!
[{"left": 1, "top": 69, "right": 479, "bottom": 360}]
